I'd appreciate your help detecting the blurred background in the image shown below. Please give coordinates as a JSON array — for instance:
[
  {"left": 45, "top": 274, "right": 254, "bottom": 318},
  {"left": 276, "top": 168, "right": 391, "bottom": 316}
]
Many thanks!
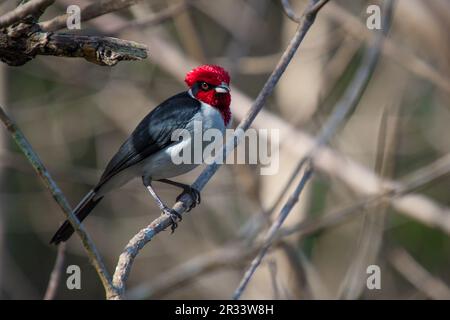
[{"left": 1, "top": 0, "right": 450, "bottom": 299}]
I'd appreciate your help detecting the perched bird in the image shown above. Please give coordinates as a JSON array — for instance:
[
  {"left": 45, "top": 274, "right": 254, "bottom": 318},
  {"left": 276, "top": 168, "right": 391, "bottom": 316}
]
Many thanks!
[{"left": 50, "top": 65, "right": 232, "bottom": 244}]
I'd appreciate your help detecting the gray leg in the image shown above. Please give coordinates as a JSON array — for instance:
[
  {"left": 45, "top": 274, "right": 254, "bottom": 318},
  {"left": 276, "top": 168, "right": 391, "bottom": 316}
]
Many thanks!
[
  {"left": 142, "top": 176, "right": 182, "bottom": 233},
  {"left": 157, "top": 179, "right": 201, "bottom": 212}
]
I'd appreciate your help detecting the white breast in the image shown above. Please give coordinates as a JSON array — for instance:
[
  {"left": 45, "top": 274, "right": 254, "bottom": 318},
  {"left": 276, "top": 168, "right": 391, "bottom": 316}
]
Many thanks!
[
  {"left": 141, "top": 99, "right": 226, "bottom": 180},
  {"left": 97, "top": 97, "right": 228, "bottom": 195}
]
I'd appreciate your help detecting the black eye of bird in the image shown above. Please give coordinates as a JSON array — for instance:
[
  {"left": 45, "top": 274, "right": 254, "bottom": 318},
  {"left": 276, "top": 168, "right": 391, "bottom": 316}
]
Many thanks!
[{"left": 201, "top": 82, "right": 210, "bottom": 91}]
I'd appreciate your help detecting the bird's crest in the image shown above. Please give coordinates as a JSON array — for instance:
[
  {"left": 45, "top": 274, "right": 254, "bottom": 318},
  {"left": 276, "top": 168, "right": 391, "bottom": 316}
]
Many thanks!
[{"left": 185, "top": 65, "right": 230, "bottom": 87}]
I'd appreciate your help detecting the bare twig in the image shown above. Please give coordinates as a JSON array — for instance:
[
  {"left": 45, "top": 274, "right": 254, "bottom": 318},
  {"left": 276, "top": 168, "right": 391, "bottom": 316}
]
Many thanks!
[
  {"left": 126, "top": 148, "right": 450, "bottom": 300},
  {"left": 0, "top": 106, "right": 117, "bottom": 298},
  {"left": 324, "top": 1, "right": 450, "bottom": 95},
  {"left": 268, "top": 260, "right": 281, "bottom": 299},
  {"left": 0, "top": 0, "right": 54, "bottom": 28},
  {"left": 110, "top": 0, "right": 329, "bottom": 300},
  {"left": 30, "top": 33, "right": 148, "bottom": 66},
  {"left": 233, "top": 153, "right": 450, "bottom": 299},
  {"left": 129, "top": 150, "right": 450, "bottom": 299},
  {"left": 389, "top": 248, "right": 450, "bottom": 300},
  {"left": 128, "top": 245, "right": 251, "bottom": 299},
  {"left": 0, "top": 26, "right": 147, "bottom": 66},
  {"left": 0, "top": 0, "right": 148, "bottom": 66},
  {"left": 311, "top": 4, "right": 393, "bottom": 152},
  {"left": 232, "top": 163, "right": 313, "bottom": 299},
  {"left": 232, "top": 0, "right": 394, "bottom": 299},
  {"left": 280, "top": 0, "right": 301, "bottom": 23},
  {"left": 108, "top": 0, "right": 193, "bottom": 35},
  {"left": 39, "top": 0, "right": 143, "bottom": 31},
  {"left": 280, "top": 153, "right": 450, "bottom": 240},
  {"left": 339, "top": 103, "right": 400, "bottom": 299},
  {"left": 44, "top": 242, "right": 66, "bottom": 300}
]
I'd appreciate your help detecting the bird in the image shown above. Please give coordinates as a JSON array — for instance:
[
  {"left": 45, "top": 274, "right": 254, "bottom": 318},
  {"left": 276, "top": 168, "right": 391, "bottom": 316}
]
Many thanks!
[{"left": 50, "top": 64, "right": 232, "bottom": 245}]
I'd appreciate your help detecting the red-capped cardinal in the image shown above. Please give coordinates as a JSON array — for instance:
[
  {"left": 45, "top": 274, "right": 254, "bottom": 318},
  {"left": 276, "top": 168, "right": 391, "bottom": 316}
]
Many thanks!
[{"left": 51, "top": 65, "right": 231, "bottom": 244}]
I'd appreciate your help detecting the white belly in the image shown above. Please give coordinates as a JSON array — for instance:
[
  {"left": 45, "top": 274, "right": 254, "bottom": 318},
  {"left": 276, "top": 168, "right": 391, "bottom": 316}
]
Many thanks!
[
  {"left": 141, "top": 101, "right": 226, "bottom": 180},
  {"left": 97, "top": 102, "right": 226, "bottom": 196}
]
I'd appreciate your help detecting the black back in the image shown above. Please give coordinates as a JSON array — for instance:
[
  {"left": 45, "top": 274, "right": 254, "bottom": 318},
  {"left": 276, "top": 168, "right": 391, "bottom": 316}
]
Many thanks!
[{"left": 95, "top": 91, "right": 201, "bottom": 189}]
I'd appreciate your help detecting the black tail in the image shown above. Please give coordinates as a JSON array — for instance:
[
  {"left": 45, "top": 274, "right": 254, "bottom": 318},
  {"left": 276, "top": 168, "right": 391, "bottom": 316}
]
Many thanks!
[{"left": 50, "top": 190, "right": 103, "bottom": 245}]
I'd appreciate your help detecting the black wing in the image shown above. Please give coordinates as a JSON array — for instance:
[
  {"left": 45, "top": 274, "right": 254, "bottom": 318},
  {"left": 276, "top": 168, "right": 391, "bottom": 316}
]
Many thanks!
[{"left": 95, "top": 91, "right": 201, "bottom": 189}]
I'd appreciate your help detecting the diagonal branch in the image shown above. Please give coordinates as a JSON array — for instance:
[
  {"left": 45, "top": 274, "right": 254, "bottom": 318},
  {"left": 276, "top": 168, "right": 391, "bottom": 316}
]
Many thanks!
[
  {"left": 93, "top": 9, "right": 450, "bottom": 238},
  {"left": 232, "top": 0, "right": 395, "bottom": 299},
  {"left": 107, "top": 0, "right": 194, "bottom": 35},
  {"left": 0, "top": 0, "right": 54, "bottom": 28},
  {"left": 29, "top": 32, "right": 148, "bottom": 66},
  {"left": 129, "top": 152, "right": 450, "bottom": 299},
  {"left": 233, "top": 161, "right": 313, "bottom": 299},
  {"left": 280, "top": 0, "right": 302, "bottom": 23},
  {"left": 0, "top": 106, "right": 117, "bottom": 298},
  {"left": 280, "top": 153, "right": 450, "bottom": 243},
  {"left": 39, "top": 0, "right": 144, "bottom": 32},
  {"left": 109, "top": 0, "right": 330, "bottom": 300},
  {"left": 44, "top": 242, "right": 66, "bottom": 300},
  {"left": 389, "top": 247, "right": 450, "bottom": 300},
  {"left": 0, "top": 0, "right": 148, "bottom": 66}
]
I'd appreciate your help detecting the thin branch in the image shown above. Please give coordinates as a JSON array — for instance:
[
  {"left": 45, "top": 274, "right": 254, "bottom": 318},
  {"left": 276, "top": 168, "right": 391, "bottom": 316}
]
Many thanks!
[
  {"left": 324, "top": 1, "right": 450, "bottom": 95},
  {"left": 129, "top": 151, "right": 450, "bottom": 299},
  {"left": 339, "top": 103, "right": 400, "bottom": 299},
  {"left": 311, "top": 5, "right": 393, "bottom": 152},
  {"left": 280, "top": 0, "right": 301, "bottom": 23},
  {"left": 0, "top": 0, "right": 54, "bottom": 28},
  {"left": 108, "top": 0, "right": 194, "bottom": 35},
  {"left": 0, "top": 26, "right": 147, "bottom": 66},
  {"left": 389, "top": 248, "right": 450, "bottom": 300},
  {"left": 39, "top": 0, "right": 143, "bottom": 32},
  {"left": 0, "top": 106, "right": 117, "bottom": 298},
  {"left": 0, "top": 0, "right": 148, "bottom": 66},
  {"left": 280, "top": 153, "right": 450, "bottom": 240},
  {"left": 43, "top": 242, "right": 66, "bottom": 300},
  {"left": 232, "top": 163, "right": 313, "bottom": 299},
  {"left": 30, "top": 33, "right": 148, "bottom": 66},
  {"left": 232, "top": 0, "right": 395, "bottom": 299},
  {"left": 127, "top": 245, "right": 251, "bottom": 299},
  {"left": 268, "top": 260, "right": 281, "bottom": 300},
  {"left": 110, "top": 0, "right": 330, "bottom": 300},
  {"left": 239, "top": 154, "right": 450, "bottom": 299}
]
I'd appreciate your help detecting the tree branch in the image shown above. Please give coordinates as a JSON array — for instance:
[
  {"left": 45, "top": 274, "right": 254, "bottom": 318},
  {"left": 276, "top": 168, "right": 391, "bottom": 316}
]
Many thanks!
[
  {"left": 0, "top": 106, "right": 117, "bottom": 298},
  {"left": 280, "top": 153, "right": 450, "bottom": 240},
  {"left": 31, "top": 32, "right": 147, "bottom": 66},
  {"left": 0, "top": 0, "right": 148, "bottom": 66},
  {"left": 95, "top": 12, "right": 450, "bottom": 240},
  {"left": 109, "top": 0, "right": 330, "bottom": 300},
  {"left": 43, "top": 242, "right": 66, "bottom": 300},
  {"left": 232, "top": 0, "right": 395, "bottom": 299},
  {"left": 324, "top": 1, "right": 450, "bottom": 95},
  {"left": 280, "top": 0, "right": 301, "bottom": 23},
  {"left": 107, "top": 0, "right": 194, "bottom": 35},
  {"left": 389, "top": 247, "right": 450, "bottom": 300},
  {"left": 233, "top": 161, "right": 313, "bottom": 299},
  {"left": 0, "top": 0, "right": 54, "bottom": 28},
  {"left": 129, "top": 152, "right": 450, "bottom": 299},
  {"left": 39, "top": 0, "right": 144, "bottom": 32}
]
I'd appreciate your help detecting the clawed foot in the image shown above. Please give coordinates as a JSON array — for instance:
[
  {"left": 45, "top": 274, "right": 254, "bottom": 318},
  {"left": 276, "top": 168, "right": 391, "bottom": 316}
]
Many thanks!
[
  {"left": 163, "top": 207, "right": 182, "bottom": 233},
  {"left": 176, "top": 186, "right": 201, "bottom": 212}
]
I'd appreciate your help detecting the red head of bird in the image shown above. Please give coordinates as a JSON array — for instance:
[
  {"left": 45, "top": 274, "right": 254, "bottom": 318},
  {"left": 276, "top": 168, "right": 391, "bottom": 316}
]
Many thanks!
[{"left": 185, "top": 64, "right": 231, "bottom": 126}]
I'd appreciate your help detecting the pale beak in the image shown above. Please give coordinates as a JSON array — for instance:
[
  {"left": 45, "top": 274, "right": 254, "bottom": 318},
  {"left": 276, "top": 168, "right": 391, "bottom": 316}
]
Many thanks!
[{"left": 215, "top": 83, "right": 230, "bottom": 93}]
